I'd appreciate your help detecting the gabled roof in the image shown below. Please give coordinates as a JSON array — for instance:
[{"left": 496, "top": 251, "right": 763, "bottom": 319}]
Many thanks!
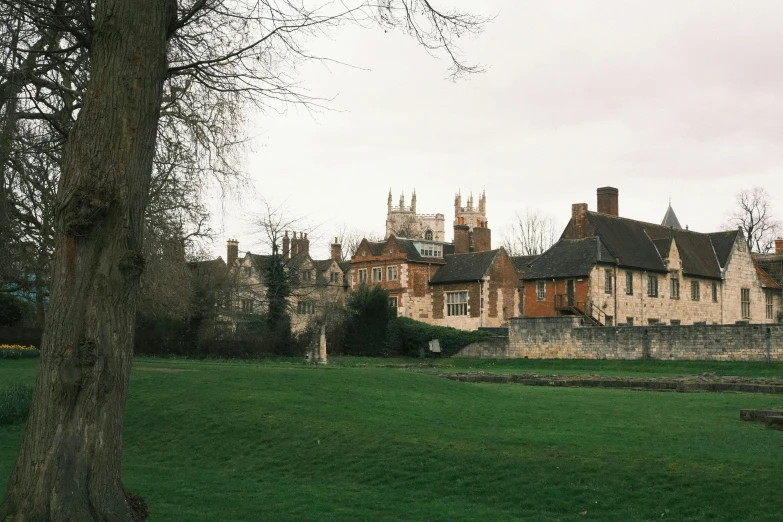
[
  {"left": 652, "top": 238, "right": 671, "bottom": 260},
  {"left": 511, "top": 255, "right": 539, "bottom": 273},
  {"left": 312, "top": 259, "right": 335, "bottom": 273},
  {"left": 582, "top": 212, "right": 666, "bottom": 273},
  {"left": 522, "top": 238, "right": 613, "bottom": 280},
  {"left": 429, "top": 249, "right": 500, "bottom": 284},
  {"left": 392, "top": 236, "right": 454, "bottom": 263},
  {"left": 584, "top": 212, "right": 723, "bottom": 279},
  {"left": 338, "top": 261, "right": 351, "bottom": 274},
  {"left": 358, "top": 235, "right": 454, "bottom": 264},
  {"left": 661, "top": 204, "right": 682, "bottom": 229},
  {"left": 708, "top": 230, "right": 740, "bottom": 268},
  {"left": 248, "top": 253, "right": 273, "bottom": 270},
  {"left": 189, "top": 257, "right": 228, "bottom": 278},
  {"left": 363, "top": 241, "right": 386, "bottom": 256},
  {"left": 286, "top": 253, "right": 312, "bottom": 269}
]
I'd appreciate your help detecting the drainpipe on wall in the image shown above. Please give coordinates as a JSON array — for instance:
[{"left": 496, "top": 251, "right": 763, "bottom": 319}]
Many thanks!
[
  {"left": 641, "top": 271, "right": 646, "bottom": 324},
  {"left": 614, "top": 258, "right": 619, "bottom": 326},
  {"left": 720, "top": 268, "right": 725, "bottom": 325},
  {"left": 479, "top": 278, "right": 484, "bottom": 327}
]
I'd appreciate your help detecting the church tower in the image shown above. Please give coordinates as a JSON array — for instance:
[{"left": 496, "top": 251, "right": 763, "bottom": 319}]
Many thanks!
[
  {"left": 385, "top": 189, "right": 445, "bottom": 241},
  {"left": 453, "top": 189, "right": 491, "bottom": 253},
  {"left": 454, "top": 189, "right": 488, "bottom": 231}
]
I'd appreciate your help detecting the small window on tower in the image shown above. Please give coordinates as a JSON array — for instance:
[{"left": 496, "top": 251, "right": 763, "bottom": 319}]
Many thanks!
[{"left": 425, "top": 230, "right": 433, "bottom": 241}]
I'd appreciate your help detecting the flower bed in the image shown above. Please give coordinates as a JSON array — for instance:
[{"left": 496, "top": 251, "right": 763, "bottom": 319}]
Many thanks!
[{"left": 0, "top": 344, "right": 40, "bottom": 359}]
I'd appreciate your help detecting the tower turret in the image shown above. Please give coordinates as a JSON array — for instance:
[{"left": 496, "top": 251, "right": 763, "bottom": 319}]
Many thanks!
[
  {"left": 479, "top": 190, "right": 486, "bottom": 214},
  {"left": 387, "top": 189, "right": 392, "bottom": 214},
  {"left": 411, "top": 189, "right": 417, "bottom": 213},
  {"left": 399, "top": 192, "right": 404, "bottom": 211}
]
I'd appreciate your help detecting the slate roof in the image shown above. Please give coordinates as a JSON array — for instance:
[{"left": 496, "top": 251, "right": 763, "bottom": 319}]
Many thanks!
[
  {"left": 522, "top": 238, "right": 613, "bottom": 280},
  {"left": 661, "top": 204, "right": 682, "bottom": 229},
  {"left": 585, "top": 212, "right": 723, "bottom": 279},
  {"left": 708, "top": 230, "right": 740, "bottom": 268},
  {"left": 189, "top": 257, "right": 227, "bottom": 273},
  {"left": 364, "top": 241, "right": 385, "bottom": 256},
  {"left": 312, "top": 259, "right": 334, "bottom": 273},
  {"left": 285, "top": 254, "right": 309, "bottom": 269},
  {"left": 652, "top": 238, "right": 671, "bottom": 260},
  {"left": 429, "top": 250, "right": 500, "bottom": 284},
  {"left": 338, "top": 261, "right": 351, "bottom": 274},
  {"left": 752, "top": 255, "right": 781, "bottom": 290},
  {"left": 511, "top": 255, "right": 539, "bottom": 273},
  {"left": 248, "top": 253, "right": 273, "bottom": 270}
]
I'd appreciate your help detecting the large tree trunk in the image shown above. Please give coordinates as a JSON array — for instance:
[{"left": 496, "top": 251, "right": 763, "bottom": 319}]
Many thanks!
[{"left": 0, "top": 1, "right": 174, "bottom": 520}]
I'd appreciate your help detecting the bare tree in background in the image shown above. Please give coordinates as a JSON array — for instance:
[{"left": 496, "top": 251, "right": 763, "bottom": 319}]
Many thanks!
[
  {"left": 501, "top": 209, "right": 560, "bottom": 256},
  {"left": 335, "top": 223, "right": 383, "bottom": 261},
  {"left": 724, "top": 188, "right": 780, "bottom": 253}
]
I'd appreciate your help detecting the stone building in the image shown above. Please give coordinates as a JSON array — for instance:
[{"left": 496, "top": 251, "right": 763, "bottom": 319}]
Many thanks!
[
  {"left": 520, "top": 187, "right": 782, "bottom": 326},
  {"left": 223, "top": 234, "right": 349, "bottom": 333},
  {"left": 385, "top": 190, "right": 445, "bottom": 241}
]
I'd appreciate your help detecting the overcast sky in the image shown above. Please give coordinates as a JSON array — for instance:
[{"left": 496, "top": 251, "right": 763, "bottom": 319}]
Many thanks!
[{"left": 207, "top": 0, "right": 783, "bottom": 260}]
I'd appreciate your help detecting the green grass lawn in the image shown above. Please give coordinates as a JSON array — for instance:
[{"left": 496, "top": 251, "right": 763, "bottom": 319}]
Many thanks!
[{"left": 1, "top": 357, "right": 782, "bottom": 521}]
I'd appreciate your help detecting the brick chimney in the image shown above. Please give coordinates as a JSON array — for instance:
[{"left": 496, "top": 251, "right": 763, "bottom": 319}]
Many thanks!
[
  {"left": 569, "top": 203, "right": 589, "bottom": 239},
  {"left": 282, "top": 231, "right": 290, "bottom": 260},
  {"left": 776, "top": 237, "right": 783, "bottom": 254},
  {"left": 226, "top": 239, "right": 239, "bottom": 267},
  {"left": 331, "top": 237, "right": 342, "bottom": 261},
  {"left": 301, "top": 232, "right": 310, "bottom": 257},
  {"left": 454, "top": 224, "right": 470, "bottom": 254},
  {"left": 597, "top": 187, "right": 619, "bottom": 216},
  {"left": 471, "top": 225, "right": 491, "bottom": 252}
]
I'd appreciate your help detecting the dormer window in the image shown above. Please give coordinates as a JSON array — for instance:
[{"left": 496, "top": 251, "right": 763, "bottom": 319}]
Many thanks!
[{"left": 417, "top": 242, "right": 442, "bottom": 258}]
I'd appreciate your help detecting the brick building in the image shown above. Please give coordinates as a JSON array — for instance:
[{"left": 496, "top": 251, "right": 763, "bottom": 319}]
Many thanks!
[
  {"left": 352, "top": 189, "right": 521, "bottom": 330},
  {"left": 520, "top": 187, "right": 782, "bottom": 326}
]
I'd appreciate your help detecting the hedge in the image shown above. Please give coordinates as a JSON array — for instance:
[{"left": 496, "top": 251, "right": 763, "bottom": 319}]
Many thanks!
[{"left": 383, "top": 317, "right": 495, "bottom": 357}]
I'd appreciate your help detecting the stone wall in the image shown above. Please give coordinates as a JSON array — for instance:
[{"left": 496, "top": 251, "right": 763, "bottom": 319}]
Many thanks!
[
  {"left": 453, "top": 338, "right": 509, "bottom": 358},
  {"left": 484, "top": 316, "right": 783, "bottom": 361}
]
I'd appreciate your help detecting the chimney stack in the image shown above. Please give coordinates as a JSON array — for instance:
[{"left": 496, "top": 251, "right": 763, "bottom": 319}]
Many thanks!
[
  {"left": 776, "top": 237, "right": 783, "bottom": 254},
  {"left": 227, "top": 239, "right": 239, "bottom": 267},
  {"left": 597, "top": 187, "right": 619, "bottom": 216},
  {"left": 454, "top": 224, "right": 470, "bottom": 254},
  {"left": 471, "top": 226, "right": 492, "bottom": 252},
  {"left": 282, "top": 231, "right": 290, "bottom": 259},
  {"left": 568, "top": 203, "right": 589, "bottom": 239},
  {"left": 331, "top": 237, "right": 342, "bottom": 261}
]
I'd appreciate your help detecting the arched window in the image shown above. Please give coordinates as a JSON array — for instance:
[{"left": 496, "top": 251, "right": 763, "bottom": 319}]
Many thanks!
[{"left": 425, "top": 230, "right": 433, "bottom": 241}]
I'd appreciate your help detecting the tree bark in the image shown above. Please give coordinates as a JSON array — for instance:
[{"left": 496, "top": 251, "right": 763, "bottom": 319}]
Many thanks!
[{"left": 0, "top": 0, "right": 175, "bottom": 520}]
